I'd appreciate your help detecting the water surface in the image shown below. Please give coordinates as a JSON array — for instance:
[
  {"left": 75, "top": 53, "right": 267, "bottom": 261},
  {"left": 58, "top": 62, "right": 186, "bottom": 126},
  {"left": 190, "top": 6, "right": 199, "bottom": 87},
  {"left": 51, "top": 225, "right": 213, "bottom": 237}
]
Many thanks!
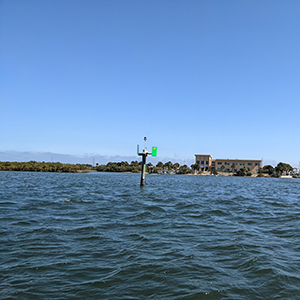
[{"left": 1, "top": 172, "right": 300, "bottom": 299}]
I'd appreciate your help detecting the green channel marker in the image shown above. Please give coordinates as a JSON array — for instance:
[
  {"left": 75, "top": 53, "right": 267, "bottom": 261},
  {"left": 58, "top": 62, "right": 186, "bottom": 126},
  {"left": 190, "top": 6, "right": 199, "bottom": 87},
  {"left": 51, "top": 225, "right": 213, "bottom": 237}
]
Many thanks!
[
  {"left": 137, "top": 137, "right": 157, "bottom": 186},
  {"left": 152, "top": 147, "right": 157, "bottom": 157}
]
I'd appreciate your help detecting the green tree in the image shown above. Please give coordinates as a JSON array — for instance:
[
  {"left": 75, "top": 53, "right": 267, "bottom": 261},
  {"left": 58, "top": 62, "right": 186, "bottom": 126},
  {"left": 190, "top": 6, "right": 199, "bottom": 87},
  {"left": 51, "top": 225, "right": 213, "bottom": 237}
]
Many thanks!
[
  {"left": 231, "top": 163, "right": 236, "bottom": 173},
  {"left": 235, "top": 166, "right": 252, "bottom": 177},
  {"left": 275, "top": 162, "right": 293, "bottom": 175},
  {"left": 173, "top": 163, "right": 180, "bottom": 173},
  {"left": 156, "top": 161, "right": 164, "bottom": 168},
  {"left": 130, "top": 161, "right": 139, "bottom": 167},
  {"left": 211, "top": 168, "right": 218, "bottom": 175},
  {"left": 178, "top": 165, "right": 191, "bottom": 174},
  {"left": 256, "top": 167, "right": 264, "bottom": 177},
  {"left": 164, "top": 161, "right": 174, "bottom": 170},
  {"left": 190, "top": 164, "right": 200, "bottom": 173},
  {"left": 263, "top": 165, "right": 275, "bottom": 175},
  {"left": 146, "top": 162, "right": 154, "bottom": 173},
  {"left": 173, "top": 162, "right": 180, "bottom": 169}
]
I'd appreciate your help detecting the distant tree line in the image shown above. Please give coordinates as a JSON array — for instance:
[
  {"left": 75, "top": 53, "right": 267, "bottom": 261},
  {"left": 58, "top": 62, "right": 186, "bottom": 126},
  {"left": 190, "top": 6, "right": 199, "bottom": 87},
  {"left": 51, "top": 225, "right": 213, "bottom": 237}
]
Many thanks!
[
  {"left": 0, "top": 161, "right": 93, "bottom": 173},
  {"left": 259, "top": 162, "right": 294, "bottom": 178},
  {"left": 1, "top": 160, "right": 296, "bottom": 177},
  {"left": 189, "top": 161, "right": 295, "bottom": 177},
  {"left": 224, "top": 162, "right": 294, "bottom": 177},
  {"left": 96, "top": 161, "right": 141, "bottom": 173},
  {"left": 96, "top": 161, "right": 192, "bottom": 174},
  {"left": 234, "top": 166, "right": 253, "bottom": 177}
]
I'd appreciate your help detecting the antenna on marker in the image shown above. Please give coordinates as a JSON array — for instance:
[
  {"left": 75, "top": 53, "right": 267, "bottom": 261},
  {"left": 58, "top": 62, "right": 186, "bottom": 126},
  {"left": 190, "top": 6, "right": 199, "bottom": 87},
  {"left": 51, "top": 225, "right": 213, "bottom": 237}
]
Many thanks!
[{"left": 137, "top": 137, "right": 157, "bottom": 186}]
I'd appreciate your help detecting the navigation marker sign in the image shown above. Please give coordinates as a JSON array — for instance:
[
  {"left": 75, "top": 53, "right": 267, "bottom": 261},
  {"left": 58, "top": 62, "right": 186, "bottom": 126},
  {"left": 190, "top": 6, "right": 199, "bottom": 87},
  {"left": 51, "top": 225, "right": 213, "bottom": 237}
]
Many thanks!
[
  {"left": 152, "top": 147, "right": 157, "bottom": 157},
  {"left": 137, "top": 137, "right": 157, "bottom": 186}
]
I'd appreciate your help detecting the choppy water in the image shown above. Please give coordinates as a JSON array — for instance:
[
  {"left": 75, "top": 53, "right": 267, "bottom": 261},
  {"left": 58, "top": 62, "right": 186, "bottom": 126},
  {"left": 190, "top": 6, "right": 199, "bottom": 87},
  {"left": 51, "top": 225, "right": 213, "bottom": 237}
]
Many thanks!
[{"left": 1, "top": 171, "right": 300, "bottom": 299}]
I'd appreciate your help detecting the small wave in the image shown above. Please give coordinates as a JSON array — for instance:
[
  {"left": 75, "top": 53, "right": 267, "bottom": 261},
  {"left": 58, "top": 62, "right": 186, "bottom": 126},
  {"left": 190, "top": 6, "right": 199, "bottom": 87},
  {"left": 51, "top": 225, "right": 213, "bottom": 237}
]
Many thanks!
[
  {"left": 145, "top": 205, "right": 166, "bottom": 212},
  {"left": 136, "top": 211, "right": 152, "bottom": 218},
  {"left": 129, "top": 233, "right": 149, "bottom": 242},
  {"left": 188, "top": 214, "right": 204, "bottom": 219},
  {"left": 71, "top": 226, "right": 97, "bottom": 233},
  {"left": 255, "top": 266, "right": 275, "bottom": 275},
  {"left": 62, "top": 198, "right": 71, "bottom": 202},
  {"left": 238, "top": 256, "right": 259, "bottom": 271},
  {"left": 210, "top": 209, "right": 227, "bottom": 215},
  {"left": 12, "top": 221, "right": 34, "bottom": 226},
  {"left": 175, "top": 202, "right": 199, "bottom": 209},
  {"left": 0, "top": 201, "right": 18, "bottom": 205},
  {"left": 124, "top": 211, "right": 153, "bottom": 220},
  {"left": 76, "top": 235, "right": 103, "bottom": 241}
]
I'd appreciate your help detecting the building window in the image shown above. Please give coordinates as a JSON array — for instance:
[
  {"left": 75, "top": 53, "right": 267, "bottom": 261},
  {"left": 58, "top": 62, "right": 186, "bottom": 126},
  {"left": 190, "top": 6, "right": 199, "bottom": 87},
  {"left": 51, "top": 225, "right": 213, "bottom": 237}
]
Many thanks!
[
  {"left": 196, "top": 161, "right": 200, "bottom": 165},
  {"left": 225, "top": 162, "right": 230, "bottom": 165},
  {"left": 201, "top": 161, "right": 204, "bottom": 164},
  {"left": 240, "top": 163, "right": 245, "bottom": 166},
  {"left": 255, "top": 163, "right": 260, "bottom": 166},
  {"left": 248, "top": 163, "right": 252, "bottom": 166},
  {"left": 206, "top": 161, "right": 209, "bottom": 165},
  {"left": 212, "top": 162, "right": 215, "bottom": 166},
  {"left": 218, "top": 162, "right": 222, "bottom": 165}
]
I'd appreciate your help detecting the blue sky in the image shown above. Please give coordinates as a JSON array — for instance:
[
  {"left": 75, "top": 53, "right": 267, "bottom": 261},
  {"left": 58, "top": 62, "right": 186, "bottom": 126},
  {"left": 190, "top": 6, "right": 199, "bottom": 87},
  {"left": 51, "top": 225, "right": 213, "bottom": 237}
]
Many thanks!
[{"left": 1, "top": 0, "right": 300, "bottom": 166}]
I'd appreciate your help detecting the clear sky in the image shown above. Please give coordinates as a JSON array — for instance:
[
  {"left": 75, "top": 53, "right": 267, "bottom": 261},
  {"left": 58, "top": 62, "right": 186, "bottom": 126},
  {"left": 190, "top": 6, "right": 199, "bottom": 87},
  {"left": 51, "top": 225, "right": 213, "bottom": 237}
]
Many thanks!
[{"left": 1, "top": 0, "right": 300, "bottom": 166}]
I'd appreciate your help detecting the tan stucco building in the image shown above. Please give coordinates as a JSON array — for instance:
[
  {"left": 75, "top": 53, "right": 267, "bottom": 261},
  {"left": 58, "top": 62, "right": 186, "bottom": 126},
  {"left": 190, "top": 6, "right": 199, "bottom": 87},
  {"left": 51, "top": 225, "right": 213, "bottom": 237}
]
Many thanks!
[{"left": 195, "top": 154, "right": 262, "bottom": 173}]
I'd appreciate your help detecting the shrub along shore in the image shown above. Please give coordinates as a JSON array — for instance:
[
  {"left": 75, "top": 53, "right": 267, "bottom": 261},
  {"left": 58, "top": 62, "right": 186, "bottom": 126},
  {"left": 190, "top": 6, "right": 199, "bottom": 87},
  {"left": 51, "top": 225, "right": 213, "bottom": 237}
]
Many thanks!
[
  {"left": 0, "top": 161, "right": 93, "bottom": 173},
  {"left": 0, "top": 160, "right": 297, "bottom": 178}
]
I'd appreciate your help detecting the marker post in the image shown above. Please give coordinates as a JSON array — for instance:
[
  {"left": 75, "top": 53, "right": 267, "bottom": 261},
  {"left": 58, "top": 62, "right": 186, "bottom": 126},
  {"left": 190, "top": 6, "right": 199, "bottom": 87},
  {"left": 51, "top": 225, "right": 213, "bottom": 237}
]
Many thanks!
[{"left": 137, "top": 137, "right": 157, "bottom": 186}]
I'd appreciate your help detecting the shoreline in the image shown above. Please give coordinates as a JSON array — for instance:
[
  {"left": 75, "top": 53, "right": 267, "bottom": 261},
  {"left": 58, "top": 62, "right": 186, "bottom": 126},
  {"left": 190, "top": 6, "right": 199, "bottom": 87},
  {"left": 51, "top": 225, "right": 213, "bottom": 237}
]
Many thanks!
[{"left": 0, "top": 170, "right": 296, "bottom": 178}]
